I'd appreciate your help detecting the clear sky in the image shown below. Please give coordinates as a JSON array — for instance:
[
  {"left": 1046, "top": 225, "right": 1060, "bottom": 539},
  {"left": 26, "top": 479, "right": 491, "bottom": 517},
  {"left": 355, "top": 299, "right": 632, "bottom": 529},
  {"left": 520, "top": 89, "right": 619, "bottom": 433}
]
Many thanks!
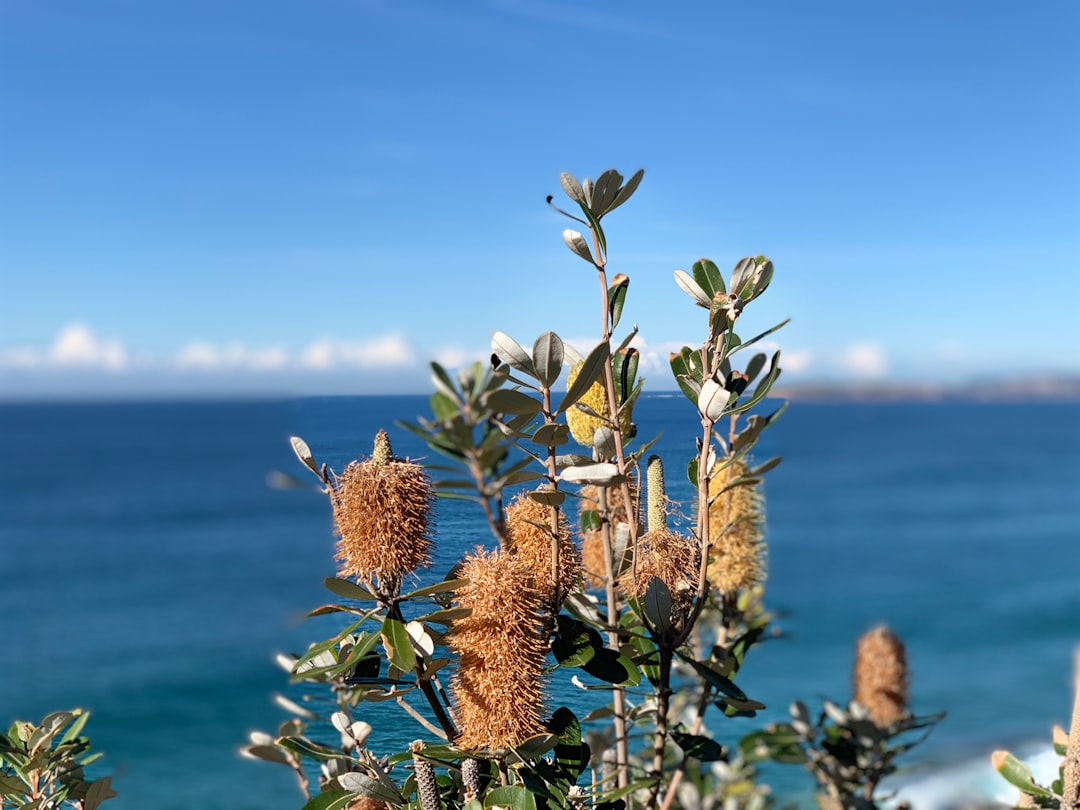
[{"left": 2, "top": 1, "right": 1077, "bottom": 399}]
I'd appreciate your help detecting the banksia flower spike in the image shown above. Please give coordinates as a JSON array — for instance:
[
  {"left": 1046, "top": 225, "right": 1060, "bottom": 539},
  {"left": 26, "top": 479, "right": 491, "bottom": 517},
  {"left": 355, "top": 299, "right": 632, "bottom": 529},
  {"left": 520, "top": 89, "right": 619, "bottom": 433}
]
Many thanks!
[
  {"left": 706, "top": 457, "right": 767, "bottom": 598},
  {"left": 620, "top": 458, "right": 699, "bottom": 627},
  {"left": 565, "top": 359, "right": 633, "bottom": 449},
  {"left": 853, "top": 625, "right": 909, "bottom": 728},
  {"left": 449, "top": 549, "right": 548, "bottom": 750},
  {"left": 330, "top": 429, "right": 434, "bottom": 599},
  {"left": 504, "top": 491, "right": 580, "bottom": 612}
]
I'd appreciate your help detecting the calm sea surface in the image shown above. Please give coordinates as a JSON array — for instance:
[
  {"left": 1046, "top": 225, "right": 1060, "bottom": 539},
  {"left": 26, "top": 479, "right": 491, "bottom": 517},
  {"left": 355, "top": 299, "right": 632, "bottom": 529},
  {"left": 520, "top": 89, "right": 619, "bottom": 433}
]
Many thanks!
[{"left": 2, "top": 395, "right": 1078, "bottom": 808}]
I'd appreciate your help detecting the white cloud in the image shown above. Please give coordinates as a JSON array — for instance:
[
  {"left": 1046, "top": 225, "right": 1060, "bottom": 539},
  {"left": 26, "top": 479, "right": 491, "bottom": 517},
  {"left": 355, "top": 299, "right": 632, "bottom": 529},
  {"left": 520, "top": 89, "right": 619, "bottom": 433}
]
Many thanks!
[
  {"left": 299, "top": 334, "right": 415, "bottom": 370},
  {"left": 0, "top": 323, "right": 129, "bottom": 371},
  {"left": 175, "top": 342, "right": 289, "bottom": 371},
  {"left": 51, "top": 323, "right": 128, "bottom": 370},
  {"left": 841, "top": 342, "right": 888, "bottom": 379}
]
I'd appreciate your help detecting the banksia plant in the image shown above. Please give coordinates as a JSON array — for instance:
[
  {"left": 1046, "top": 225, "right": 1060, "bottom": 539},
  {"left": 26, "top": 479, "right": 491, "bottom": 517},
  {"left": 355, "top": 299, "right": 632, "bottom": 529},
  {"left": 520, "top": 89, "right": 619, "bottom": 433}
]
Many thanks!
[
  {"left": 329, "top": 429, "right": 434, "bottom": 599},
  {"left": 853, "top": 625, "right": 908, "bottom": 728},
  {"left": 449, "top": 549, "right": 548, "bottom": 750},
  {"left": 707, "top": 458, "right": 767, "bottom": 598},
  {"left": 503, "top": 491, "right": 580, "bottom": 613}
]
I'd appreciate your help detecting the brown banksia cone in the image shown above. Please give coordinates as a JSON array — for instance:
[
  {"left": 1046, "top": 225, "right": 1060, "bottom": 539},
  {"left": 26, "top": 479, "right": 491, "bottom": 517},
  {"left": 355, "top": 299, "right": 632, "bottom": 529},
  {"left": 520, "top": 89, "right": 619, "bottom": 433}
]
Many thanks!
[
  {"left": 577, "top": 480, "right": 638, "bottom": 589},
  {"left": 619, "top": 528, "right": 700, "bottom": 625},
  {"left": 565, "top": 360, "right": 633, "bottom": 449},
  {"left": 347, "top": 797, "right": 388, "bottom": 810},
  {"left": 853, "top": 625, "right": 909, "bottom": 727},
  {"left": 330, "top": 430, "right": 434, "bottom": 596},
  {"left": 504, "top": 491, "right": 580, "bottom": 608},
  {"left": 706, "top": 458, "right": 766, "bottom": 597},
  {"left": 449, "top": 549, "right": 547, "bottom": 750}
]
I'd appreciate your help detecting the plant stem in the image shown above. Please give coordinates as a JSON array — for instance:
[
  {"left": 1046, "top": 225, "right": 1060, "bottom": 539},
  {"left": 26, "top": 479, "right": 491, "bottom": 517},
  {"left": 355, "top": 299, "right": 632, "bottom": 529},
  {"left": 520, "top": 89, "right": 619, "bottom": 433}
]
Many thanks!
[
  {"left": 648, "top": 644, "right": 674, "bottom": 808},
  {"left": 600, "top": 486, "right": 631, "bottom": 789}
]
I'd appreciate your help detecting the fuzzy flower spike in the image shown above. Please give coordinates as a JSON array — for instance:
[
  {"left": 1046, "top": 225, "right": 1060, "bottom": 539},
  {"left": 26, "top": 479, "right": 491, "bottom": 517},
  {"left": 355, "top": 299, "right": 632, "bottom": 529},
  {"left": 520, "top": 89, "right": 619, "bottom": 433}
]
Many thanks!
[
  {"left": 853, "top": 624, "right": 909, "bottom": 728},
  {"left": 330, "top": 429, "right": 434, "bottom": 600}
]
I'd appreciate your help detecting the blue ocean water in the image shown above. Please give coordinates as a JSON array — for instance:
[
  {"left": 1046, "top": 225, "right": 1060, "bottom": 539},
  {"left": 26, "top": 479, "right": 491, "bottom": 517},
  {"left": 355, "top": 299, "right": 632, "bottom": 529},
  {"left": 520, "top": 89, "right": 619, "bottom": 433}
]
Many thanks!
[{"left": 2, "top": 394, "right": 1078, "bottom": 808}]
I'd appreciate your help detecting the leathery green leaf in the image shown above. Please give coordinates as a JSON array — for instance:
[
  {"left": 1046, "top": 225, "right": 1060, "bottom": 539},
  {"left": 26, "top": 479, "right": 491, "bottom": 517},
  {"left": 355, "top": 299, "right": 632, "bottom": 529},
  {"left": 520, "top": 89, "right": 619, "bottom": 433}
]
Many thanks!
[
  {"left": 381, "top": 618, "right": 417, "bottom": 673},
  {"left": 484, "top": 785, "right": 537, "bottom": 810},
  {"left": 559, "top": 342, "right": 609, "bottom": 414},
  {"left": 532, "top": 331, "right": 565, "bottom": 388}
]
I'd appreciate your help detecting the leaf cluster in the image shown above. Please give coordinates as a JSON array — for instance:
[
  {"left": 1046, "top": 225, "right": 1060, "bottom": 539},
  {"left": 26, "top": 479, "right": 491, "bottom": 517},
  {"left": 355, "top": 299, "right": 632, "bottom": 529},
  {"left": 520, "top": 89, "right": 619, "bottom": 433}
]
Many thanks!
[{"left": 0, "top": 710, "right": 116, "bottom": 809}]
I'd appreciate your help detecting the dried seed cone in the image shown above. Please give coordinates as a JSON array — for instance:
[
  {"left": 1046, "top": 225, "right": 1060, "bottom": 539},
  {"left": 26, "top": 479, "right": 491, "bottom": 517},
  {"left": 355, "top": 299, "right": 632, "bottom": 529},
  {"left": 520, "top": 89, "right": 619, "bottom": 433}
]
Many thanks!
[
  {"left": 449, "top": 549, "right": 547, "bottom": 750},
  {"left": 331, "top": 430, "right": 434, "bottom": 591},
  {"left": 347, "top": 797, "right": 388, "bottom": 810},
  {"left": 853, "top": 625, "right": 909, "bottom": 727},
  {"left": 565, "top": 360, "right": 633, "bottom": 448},
  {"left": 577, "top": 481, "right": 637, "bottom": 589},
  {"left": 460, "top": 758, "right": 482, "bottom": 803},
  {"left": 619, "top": 529, "right": 699, "bottom": 620},
  {"left": 706, "top": 458, "right": 766, "bottom": 597},
  {"left": 410, "top": 741, "right": 440, "bottom": 810},
  {"left": 504, "top": 492, "right": 580, "bottom": 606}
]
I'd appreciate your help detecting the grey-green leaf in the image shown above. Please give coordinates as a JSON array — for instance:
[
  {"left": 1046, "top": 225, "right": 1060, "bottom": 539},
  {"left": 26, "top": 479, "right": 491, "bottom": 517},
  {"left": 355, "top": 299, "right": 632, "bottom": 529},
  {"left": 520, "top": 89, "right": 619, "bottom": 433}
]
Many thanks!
[
  {"left": 491, "top": 332, "right": 536, "bottom": 376},
  {"left": 563, "top": 229, "right": 594, "bottom": 264},
  {"left": 532, "top": 332, "right": 564, "bottom": 388},
  {"left": 290, "top": 436, "right": 321, "bottom": 478},
  {"left": 674, "top": 270, "right": 712, "bottom": 308}
]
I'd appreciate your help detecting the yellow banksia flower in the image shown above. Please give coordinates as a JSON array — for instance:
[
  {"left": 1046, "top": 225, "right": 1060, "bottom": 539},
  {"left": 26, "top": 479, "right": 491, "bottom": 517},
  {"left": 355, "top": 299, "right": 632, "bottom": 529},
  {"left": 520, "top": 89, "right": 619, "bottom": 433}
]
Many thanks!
[
  {"left": 565, "top": 360, "right": 633, "bottom": 448},
  {"left": 330, "top": 430, "right": 433, "bottom": 594},
  {"left": 504, "top": 491, "right": 580, "bottom": 606},
  {"left": 706, "top": 458, "right": 766, "bottom": 597},
  {"left": 577, "top": 481, "right": 637, "bottom": 589},
  {"left": 853, "top": 625, "right": 909, "bottom": 727},
  {"left": 619, "top": 529, "right": 699, "bottom": 623},
  {"left": 450, "top": 549, "right": 547, "bottom": 750}
]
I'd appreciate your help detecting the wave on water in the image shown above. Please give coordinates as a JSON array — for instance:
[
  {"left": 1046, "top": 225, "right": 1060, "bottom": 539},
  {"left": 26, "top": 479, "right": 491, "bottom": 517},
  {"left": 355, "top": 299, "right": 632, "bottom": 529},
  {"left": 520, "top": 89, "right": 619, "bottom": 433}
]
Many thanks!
[{"left": 888, "top": 742, "right": 1059, "bottom": 809}]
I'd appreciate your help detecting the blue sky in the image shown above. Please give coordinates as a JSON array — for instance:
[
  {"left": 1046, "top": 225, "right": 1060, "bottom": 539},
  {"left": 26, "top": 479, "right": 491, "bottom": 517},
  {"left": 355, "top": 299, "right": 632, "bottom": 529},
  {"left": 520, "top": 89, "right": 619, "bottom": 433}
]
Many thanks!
[{"left": 2, "top": 0, "right": 1077, "bottom": 398}]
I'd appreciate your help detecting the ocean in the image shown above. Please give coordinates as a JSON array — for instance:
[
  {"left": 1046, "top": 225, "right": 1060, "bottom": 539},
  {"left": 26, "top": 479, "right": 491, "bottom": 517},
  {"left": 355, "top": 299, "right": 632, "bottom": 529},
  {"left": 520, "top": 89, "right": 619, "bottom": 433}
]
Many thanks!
[{"left": 2, "top": 394, "right": 1078, "bottom": 808}]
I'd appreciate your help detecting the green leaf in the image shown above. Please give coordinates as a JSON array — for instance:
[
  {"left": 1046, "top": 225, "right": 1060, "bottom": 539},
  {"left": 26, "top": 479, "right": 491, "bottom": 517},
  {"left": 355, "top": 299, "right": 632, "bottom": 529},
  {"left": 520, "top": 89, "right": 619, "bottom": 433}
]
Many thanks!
[
  {"left": 338, "top": 772, "right": 404, "bottom": 805},
  {"left": 531, "top": 423, "right": 570, "bottom": 447},
  {"left": 277, "top": 736, "right": 349, "bottom": 763},
  {"left": 559, "top": 342, "right": 609, "bottom": 415},
  {"left": 290, "top": 436, "right": 321, "bottom": 478},
  {"left": 485, "top": 389, "right": 541, "bottom": 417},
  {"left": 532, "top": 332, "right": 564, "bottom": 388},
  {"left": 381, "top": 618, "right": 417, "bottom": 673},
  {"left": 730, "top": 318, "right": 791, "bottom": 356},
  {"left": 492, "top": 332, "right": 536, "bottom": 377},
  {"left": 612, "top": 348, "right": 638, "bottom": 407},
  {"left": 559, "top": 172, "right": 586, "bottom": 204},
  {"left": 562, "top": 229, "right": 595, "bottom": 264},
  {"left": 582, "top": 648, "right": 640, "bottom": 686},
  {"left": 590, "top": 169, "right": 623, "bottom": 216},
  {"left": 413, "top": 607, "right": 471, "bottom": 625},
  {"left": 692, "top": 258, "right": 725, "bottom": 299},
  {"left": 673, "top": 269, "right": 712, "bottom": 308},
  {"left": 605, "top": 168, "right": 644, "bottom": 215},
  {"left": 405, "top": 578, "right": 468, "bottom": 599},
  {"left": 643, "top": 578, "right": 674, "bottom": 638},
  {"left": 992, "top": 751, "right": 1054, "bottom": 797},
  {"left": 527, "top": 488, "right": 566, "bottom": 507},
  {"left": 83, "top": 776, "right": 117, "bottom": 810},
  {"left": 580, "top": 509, "right": 601, "bottom": 533},
  {"left": 324, "top": 577, "right": 378, "bottom": 602},
  {"left": 678, "top": 655, "right": 749, "bottom": 701},
  {"left": 485, "top": 785, "right": 537, "bottom": 810},
  {"left": 607, "top": 275, "right": 630, "bottom": 332},
  {"left": 301, "top": 791, "right": 359, "bottom": 810},
  {"left": 549, "top": 707, "right": 588, "bottom": 777},
  {"left": 671, "top": 729, "right": 726, "bottom": 762}
]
